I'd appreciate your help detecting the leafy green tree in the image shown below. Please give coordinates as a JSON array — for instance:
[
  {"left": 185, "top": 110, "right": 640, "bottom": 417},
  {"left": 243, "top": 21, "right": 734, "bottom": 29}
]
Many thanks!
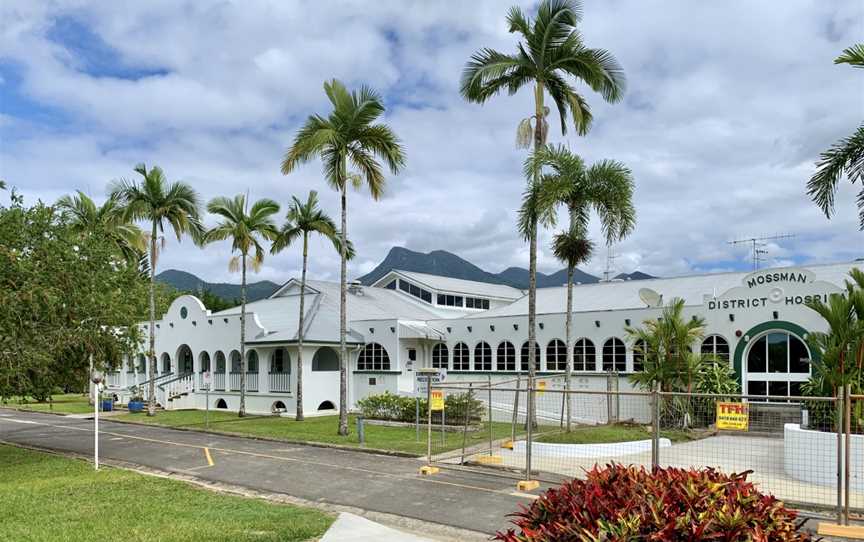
[
  {"left": 523, "top": 145, "right": 635, "bottom": 430},
  {"left": 111, "top": 164, "right": 204, "bottom": 416},
  {"left": 204, "top": 195, "right": 280, "bottom": 417},
  {"left": 281, "top": 79, "right": 405, "bottom": 435},
  {"left": 627, "top": 298, "right": 706, "bottom": 394},
  {"left": 807, "top": 43, "right": 864, "bottom": 229},
  {"left": 271, "top": 190, "right": 353, "bottom": 421},
  {"left": 56, "top": 190, "right": 147, "bottom": 265},
  {"left": 0, "top": 198, "right": 151, "bottom": 402},
  {"left": 461, "top": 0, "right": 625, "bottom": 396}
]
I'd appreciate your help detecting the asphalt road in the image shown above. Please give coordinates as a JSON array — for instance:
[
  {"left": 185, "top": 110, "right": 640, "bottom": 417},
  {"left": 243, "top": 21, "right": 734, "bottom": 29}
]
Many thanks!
[{"left": 0, "top": 408, "right": 539, "bottom": 536}]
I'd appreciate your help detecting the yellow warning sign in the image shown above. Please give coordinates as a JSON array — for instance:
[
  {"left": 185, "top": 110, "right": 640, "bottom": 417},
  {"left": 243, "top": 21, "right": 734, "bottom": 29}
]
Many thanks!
[
  {"left": 537, "top": 380, "right": 547, "bottom": 395},
  {"left": 716, "top": 401, "right": 749, "bottom": 431},
  {"left": 430, "top": 390, "right": 445, "bottom": 411}
]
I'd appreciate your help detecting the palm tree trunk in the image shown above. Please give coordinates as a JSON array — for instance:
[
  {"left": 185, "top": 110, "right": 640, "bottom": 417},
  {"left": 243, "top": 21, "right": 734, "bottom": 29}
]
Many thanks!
[
  {"left": 525, "top": 80, "right": 545, "bottom": 428},
  {"left": 338, "top": 180, "right": 349, "bottom": 436},
  {"left": 565, "top": 264, "right": 574, "bottom": 432},
  {"left": 147, "top": 221, "right": 157, "bottom": 417},
  {"left": 239, "top": 253, "right": 247, "bottom": 418},
  {"left": 296, "top": 232, "right": 308, "bottom": 421}
]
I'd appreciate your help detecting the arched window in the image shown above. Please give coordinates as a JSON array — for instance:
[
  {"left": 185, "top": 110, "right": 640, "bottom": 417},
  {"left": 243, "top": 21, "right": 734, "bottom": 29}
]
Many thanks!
[
  {"left": 520, "top": 341, "right": 541, "bottom": 372},
  {"left": 452, "top": 343, "right": 470, "bottom": 371},
  {"left": 546, "top": 340, "right": 566, "bottom": 371},
  {"left": 215, "top": 398, "right": 228, "bottom": 409},
  {"left": 357, "top": 343, "right": 390, "bottom": 371},
  {"left": 199, "top": 351, "right": 211, "bottom": 373},
  {"left": 247, "top": 350, "right": 259, "bottom": 373},
  {"left": 177, "top": 345, "right": 193, "bottom": 373},
  {"left": 574, "top": 339, "right": 595, "bottom": 371},
  {"left": 474, "top": 342, "right": 492, "bottom": 371},
  {"left": 161, "top": 353, "right": 171, "bottom": 374},
  {"left": 137, "top": 354, "right": 147, "bottom": 373},
  {"left": 602, "top": 338, "right": 626, "bottom": 372},
  {"left": 271, "top": 348, "right": 290, "bottom": 373},
  {"left": 215, "top": 351, "right": 226, "bottom": 373},
  {"left": 746, "top": 331, "right": 810, "bottom": 397},
  {"left": 633, "top": 339, "right": 647, "bottom": 372},
  {"left": 312, "top": 347, "right": 338, "bottom": 371},
  {"left": 497, "top": 341, "right": 516, "bottom": 371},
  {"left": 701, "top": 335, "right": 730, "bottom": 363},
  {"left": 432, "top": 344, "right": 449, "bottom": 369},
  {"left": 230, "top": 350, "right": 242, "bottom": 373}
]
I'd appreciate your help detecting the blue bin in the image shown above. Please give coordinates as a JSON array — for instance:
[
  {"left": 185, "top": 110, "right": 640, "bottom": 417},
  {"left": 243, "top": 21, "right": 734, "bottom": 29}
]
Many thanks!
[
  {"left": 101, "top": 399, "right": 113, "bottom": 412},
  {"left": 128, "top": 401, "right": 144, "bottom": 413}
]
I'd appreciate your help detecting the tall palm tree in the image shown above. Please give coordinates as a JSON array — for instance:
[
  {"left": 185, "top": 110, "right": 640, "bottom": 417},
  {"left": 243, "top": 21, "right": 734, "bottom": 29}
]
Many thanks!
[
  {"left": 281, "top": 79, "right": 405, "bottom": 436},
  {"left": 521, "top": 145, "right": 635, "bottom": 429},
  {"left": 204, "top": 194, "right": 280, "bottom": 418},
  {"left": 271, "top": 190, "right": 354, "bottom": 421},
  {"left": 461, "top": 0, "right": 625, "bottom": 397},
  {"left": 56, "top": 190, "right": 147, "bottom": 264},
  {"left": 808, "top": 43, "right": 864, "bottom": 229},
  {"left": 111, "top": 164, "right": 204, "bottom": 417}
]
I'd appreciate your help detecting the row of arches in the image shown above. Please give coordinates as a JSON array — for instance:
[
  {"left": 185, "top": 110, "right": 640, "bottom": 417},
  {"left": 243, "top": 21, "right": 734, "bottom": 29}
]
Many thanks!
[
  {"left": 131, "top": 346, "right": 341, "bottom": 375},
  {"left": 419, "top": 334, "right": 730, "bottom": 373}
]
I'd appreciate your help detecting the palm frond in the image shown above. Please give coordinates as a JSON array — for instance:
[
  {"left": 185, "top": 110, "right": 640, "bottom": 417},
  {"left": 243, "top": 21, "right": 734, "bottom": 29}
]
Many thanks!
[
  {"left": 808, "top": 124, "right": 864, "bottom": 229},
  {"left": 836, "top": 43, "right": 864, "bottom": 68}
]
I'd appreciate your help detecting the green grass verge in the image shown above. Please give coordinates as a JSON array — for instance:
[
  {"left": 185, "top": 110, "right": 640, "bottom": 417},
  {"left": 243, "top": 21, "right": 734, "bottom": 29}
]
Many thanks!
[
  {"left": 0, "top": 444, "right": 333, "bottom": 542},
  {"left": 114, "top": 410, "right": 540, "bottom": 456},
  {"left": 535, "top": 423, "right": 698, "bottom": 445},
  {"left": 2, "top": 393, "right": 94, "bottom": 414}
]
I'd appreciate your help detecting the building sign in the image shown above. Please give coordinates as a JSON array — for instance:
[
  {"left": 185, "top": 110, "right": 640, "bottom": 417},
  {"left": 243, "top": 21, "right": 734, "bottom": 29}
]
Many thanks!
[
  {"left": 716, "top": 402, "right": 749, "bottom": 431},
  {"left": 416, "top": 368, "right": 446, "bottom": 394},
  {"left": 704, "top": 267, "right": 840, "bottom": 312},
  {"left": 430, "top": 390, "right": 445, "bottom": 411}
]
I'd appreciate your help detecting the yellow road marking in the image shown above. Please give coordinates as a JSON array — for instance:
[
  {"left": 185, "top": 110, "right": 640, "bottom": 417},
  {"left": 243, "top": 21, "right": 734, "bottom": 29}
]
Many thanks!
[
  {"left": 0, "top": 416, "right": 528, "bottom": 500},
  {"left": 204, "top": 447, "right": 214, "bottom": 467}
]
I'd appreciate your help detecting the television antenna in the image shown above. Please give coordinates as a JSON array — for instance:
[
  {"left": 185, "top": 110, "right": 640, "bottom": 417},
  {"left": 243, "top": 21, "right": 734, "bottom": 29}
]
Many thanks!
[
  {"left": 601, "top": 246, "right": 618, "bottom": 282},
  {"left": 728, "top": 233, "right": 795, "bottom": 271}
]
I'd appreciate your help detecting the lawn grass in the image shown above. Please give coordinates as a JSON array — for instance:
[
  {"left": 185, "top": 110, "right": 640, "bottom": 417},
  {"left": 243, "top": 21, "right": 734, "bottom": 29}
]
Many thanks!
[
  {"left": 0, "top": 444, "right": 333, "bottom": 542},
  {"left": 2, "top": 393, "right": 93, "bottom": 414},
  {"left": 535, "top": 422, "right": 698, "bottom": 445},
  {"left": 115, "top": 410, "right": 539, "bottom": 456}
]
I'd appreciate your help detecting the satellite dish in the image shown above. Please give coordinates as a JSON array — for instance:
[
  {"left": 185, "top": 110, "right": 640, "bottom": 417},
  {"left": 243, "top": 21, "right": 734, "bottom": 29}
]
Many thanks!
[{"left": 639, "top": 288, "right": 663, "bottom": 308}]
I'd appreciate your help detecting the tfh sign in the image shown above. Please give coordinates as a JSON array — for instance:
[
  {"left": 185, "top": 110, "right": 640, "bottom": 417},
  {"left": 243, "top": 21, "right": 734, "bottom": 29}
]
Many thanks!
[{"left": 716, "top": 401, "right": 749, "bottom": 431}]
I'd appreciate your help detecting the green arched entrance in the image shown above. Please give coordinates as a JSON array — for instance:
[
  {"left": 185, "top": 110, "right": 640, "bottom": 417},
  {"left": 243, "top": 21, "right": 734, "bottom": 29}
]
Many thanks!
[{"left": 732, "top": 321, "right": 819, "bottom": 397}]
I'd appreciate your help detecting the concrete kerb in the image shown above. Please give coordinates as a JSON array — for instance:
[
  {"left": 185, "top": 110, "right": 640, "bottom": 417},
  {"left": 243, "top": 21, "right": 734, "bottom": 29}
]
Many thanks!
[{"left": 0, "top": 439, "right": 489, "bottom": 542}]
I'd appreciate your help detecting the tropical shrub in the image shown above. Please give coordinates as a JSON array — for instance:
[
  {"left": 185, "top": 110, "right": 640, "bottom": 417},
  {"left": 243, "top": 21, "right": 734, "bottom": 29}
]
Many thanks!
[
  {"left": 692, "top": 361, "right": 740, "bottom": 428},
  {"left": 356, "top": 391, "right": 484, "bottom": 424},
  {"left": 495, "top": 464, "right": 810, "bottom": 542}
]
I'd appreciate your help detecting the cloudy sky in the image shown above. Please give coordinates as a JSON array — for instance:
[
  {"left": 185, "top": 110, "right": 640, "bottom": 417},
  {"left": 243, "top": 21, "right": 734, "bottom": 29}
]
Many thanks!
[{"left": 2, "top": 1, "right": 862, "bottom": 285}]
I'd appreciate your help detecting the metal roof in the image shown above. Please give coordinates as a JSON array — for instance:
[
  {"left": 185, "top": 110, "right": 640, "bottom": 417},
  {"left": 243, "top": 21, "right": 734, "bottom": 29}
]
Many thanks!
[
  {"left": 381, "top": 269, "right": 524, "bottom": 300},
  {"left": 468, "top": 261, "right": 860, "bottom": 318}
]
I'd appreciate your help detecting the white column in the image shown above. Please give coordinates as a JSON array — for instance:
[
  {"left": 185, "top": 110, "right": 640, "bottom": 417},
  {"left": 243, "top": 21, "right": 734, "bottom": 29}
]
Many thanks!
[{"left": 260, "top": 349, "right": 271, "bottom": 394}]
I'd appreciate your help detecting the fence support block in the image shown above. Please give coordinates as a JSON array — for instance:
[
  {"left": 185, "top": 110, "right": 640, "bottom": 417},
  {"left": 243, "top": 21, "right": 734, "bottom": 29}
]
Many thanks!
[
  {"left": 419, "top": 465, "right": 439, "bottom": 475},
  {"left": 516, "top": 480, "right": 539, "bottom": 491}
]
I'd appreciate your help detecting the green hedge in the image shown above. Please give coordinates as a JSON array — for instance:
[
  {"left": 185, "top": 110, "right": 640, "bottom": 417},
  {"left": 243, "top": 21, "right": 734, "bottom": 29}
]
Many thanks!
[{"left": 356, "top": 391, "right": 484, "bottom": 424}]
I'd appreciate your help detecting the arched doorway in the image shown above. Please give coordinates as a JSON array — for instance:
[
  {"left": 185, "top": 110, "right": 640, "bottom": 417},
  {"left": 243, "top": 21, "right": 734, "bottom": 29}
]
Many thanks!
[
  {"left": 744, "top": 330, "right": 811, "bottom": 398},
  {"left": 177, "top": 345, "right": 193, "bottom": 374},
  {"left": 160, "top": 353, "right": 171, "bottom": 374}
]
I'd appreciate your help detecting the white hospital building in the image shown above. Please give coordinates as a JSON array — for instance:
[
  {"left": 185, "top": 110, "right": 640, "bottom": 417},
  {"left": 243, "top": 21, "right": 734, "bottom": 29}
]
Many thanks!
[{"left": 109, "top": 261, "right": 860, "bottom": 415}]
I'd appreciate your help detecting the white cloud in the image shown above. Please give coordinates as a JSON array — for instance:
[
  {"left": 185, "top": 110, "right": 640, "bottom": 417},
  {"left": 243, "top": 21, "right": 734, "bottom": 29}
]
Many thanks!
[{"left": 0, "top": 0, "right": 861, "bottom": 285}]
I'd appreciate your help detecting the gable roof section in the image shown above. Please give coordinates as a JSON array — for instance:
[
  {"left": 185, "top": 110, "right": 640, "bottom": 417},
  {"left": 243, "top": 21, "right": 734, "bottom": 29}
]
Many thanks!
[{"left": 376, "top": 269, "right": 524, "bottom": 300}]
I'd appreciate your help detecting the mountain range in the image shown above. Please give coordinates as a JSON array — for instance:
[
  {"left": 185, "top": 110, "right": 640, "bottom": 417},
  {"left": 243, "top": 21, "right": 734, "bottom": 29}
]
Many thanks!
[{"left": 157, "top": 247, "right": 655, "bottom": 303}]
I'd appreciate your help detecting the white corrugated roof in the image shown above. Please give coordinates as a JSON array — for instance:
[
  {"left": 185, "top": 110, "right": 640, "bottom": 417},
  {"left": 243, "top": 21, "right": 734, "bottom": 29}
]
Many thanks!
[
  {"left": 215, "top": 279, "right": 447, "bottom": 344},
  {"left": 386, "top": 269, "right": 524, "bottom": 299},
  {"left": 468, "top": 261, "right": 860, "bottom": 318}
]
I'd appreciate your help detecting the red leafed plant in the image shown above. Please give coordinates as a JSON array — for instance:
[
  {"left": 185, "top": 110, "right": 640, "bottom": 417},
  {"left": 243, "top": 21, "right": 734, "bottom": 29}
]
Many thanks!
[{"left": 495, "top": 464, "right": 811, "bottom": 542}]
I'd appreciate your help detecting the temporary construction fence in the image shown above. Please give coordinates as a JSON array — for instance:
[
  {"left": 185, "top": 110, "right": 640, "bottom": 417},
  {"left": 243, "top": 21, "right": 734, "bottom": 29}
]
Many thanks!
[{"left": 426, "top": 379, "right": 863, "bottom": 525}]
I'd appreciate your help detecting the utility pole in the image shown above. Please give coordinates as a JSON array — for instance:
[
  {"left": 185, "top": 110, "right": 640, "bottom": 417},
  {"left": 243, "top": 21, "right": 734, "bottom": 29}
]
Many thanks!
[{"left": 728, "top": 233, "right": 795, "bottom": 271}]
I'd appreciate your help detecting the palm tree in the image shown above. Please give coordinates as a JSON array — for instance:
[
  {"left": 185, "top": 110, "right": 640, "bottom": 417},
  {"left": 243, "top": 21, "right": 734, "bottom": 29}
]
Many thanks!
[
  {"left": 271, "top": 190, "right": 354, "bottom": 421},
  {"left": 808, "top": 43, "right": 864, "bottom": 229},
  {"left": 461, "top": 0, "right": 625, "bottom": 397},
  {"left": 56, "top": 190, "right": 147, "bottom": 264},
  {"left": 204, "top": 194, "right": 280, "bottom": 418},
  {"left": 521, "top": 145, "right": 635, "bottom": 429},
  {"left": 281, "top": 79, "right": 405, "bottom": 436},
  {"left": 111, "top": 164, "right": 204, "bottom": 417}
]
